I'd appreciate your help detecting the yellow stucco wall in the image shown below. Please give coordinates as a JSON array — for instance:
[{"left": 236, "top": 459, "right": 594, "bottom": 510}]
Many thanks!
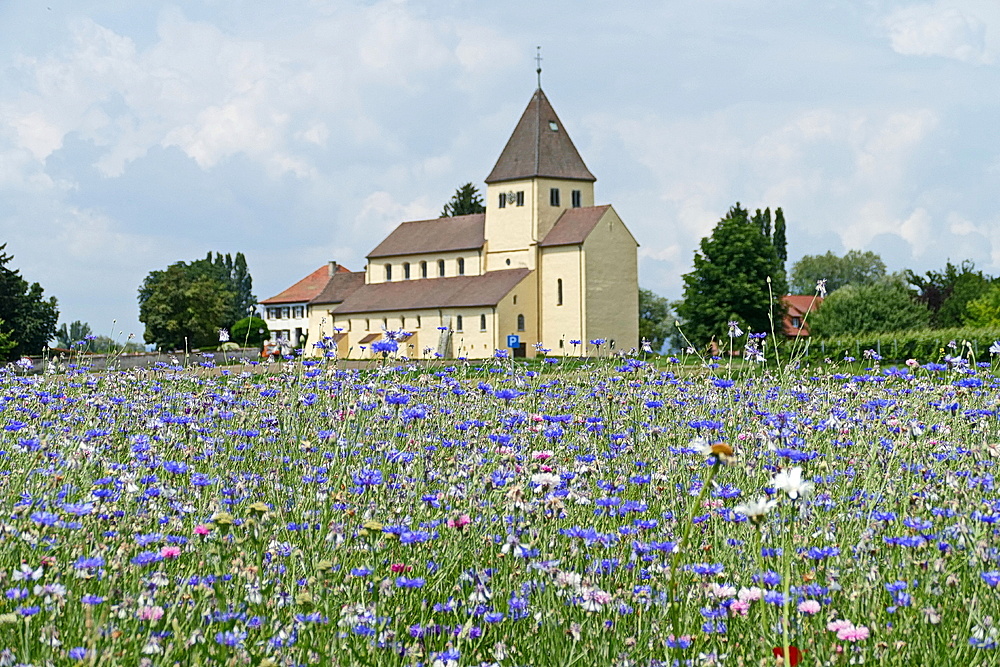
[
  {"left": 582, "top": 206, "right": 639, "bottom": 355},
  {"left": 539, "top": 245, "right": 585, "bottom": 354},
  {"left": 484, "top": 178, "right": 594, "bottom": 272},
  {"left": 365, "top": 249, "right": 483, "bottom": 284},
  {"left": 496, "top": 271, "right": 538, "bottom": 358}
]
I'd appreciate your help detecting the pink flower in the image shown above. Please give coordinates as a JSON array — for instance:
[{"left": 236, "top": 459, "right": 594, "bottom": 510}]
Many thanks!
[
  {"left": 160, "top": 546, "right": 181, "bottom": 559},
  {"left": 194, "top": 524, "right": 211, "bottom": 536},
  {"left": 390, "top": 563, "right": 412, "bottom": 573},
  {"left": 138, "top": 605, "right": 164, "bottom": 621},
  {"left": 837, "top": 625, "right": 870, "bottom": 642},
  {"left": 826, "top": 619, "right": 855, "bottom": 633},
  {"left": 729, "top": 600, "right": 750, "bottom": 616},
  {"left": 532, "top": 450, "right": 553, "bottom": 460},
  {"left": 447, "top": 514, "right": 471, "bottom": 529},
  {"left": 797, "top": 600, "right": 821, "bottom": 615}
]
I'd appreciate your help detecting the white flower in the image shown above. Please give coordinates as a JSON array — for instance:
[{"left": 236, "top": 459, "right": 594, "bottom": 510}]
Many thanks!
[
  {"left": 771, "top": 466, "right": 814, "bottom": 500},
  {"left": 990, "top": 340, "right": 1000, "bottom": 355},
  {"left": 734, "top": 496, "right": 778, "bottom": 520},
  {"left": 816, "top": 279, "right": 827, "bottom": 297},
  {"left": 218, "top": 329, "right": 230, "bottom": 342}
]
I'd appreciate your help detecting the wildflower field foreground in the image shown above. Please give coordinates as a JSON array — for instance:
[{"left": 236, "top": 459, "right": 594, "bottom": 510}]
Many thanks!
[{"left": 0, "top": 353, "right": 998, "bottom": 666}]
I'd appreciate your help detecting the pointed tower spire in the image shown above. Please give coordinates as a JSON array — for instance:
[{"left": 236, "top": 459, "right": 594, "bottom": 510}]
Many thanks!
[{"left": 485, "top": 88, "right": 596, "bottom": 184}]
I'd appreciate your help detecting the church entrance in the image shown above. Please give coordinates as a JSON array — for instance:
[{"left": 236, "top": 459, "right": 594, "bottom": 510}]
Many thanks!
[{"left": 513, "top": 343, "right": 526, "bottom": 358}]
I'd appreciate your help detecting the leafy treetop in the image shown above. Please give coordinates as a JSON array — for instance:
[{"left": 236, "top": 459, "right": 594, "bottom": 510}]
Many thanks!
[
  {"left": 676, "top": 203, "right": 788, "bottom": 347},
  {"left": 789, "top": 250, "right": 887, "bottom": 295},
  {"left": 0, "top": 244, "right": 59, "bottom": 360},
  {"left": 441, "top": 183, "right": 486, "bottom": 217}
]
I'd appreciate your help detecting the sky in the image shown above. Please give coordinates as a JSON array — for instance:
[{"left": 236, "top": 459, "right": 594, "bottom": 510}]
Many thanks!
[{"left": 3, "top": 0, "right": 1000, "bottom": 344}]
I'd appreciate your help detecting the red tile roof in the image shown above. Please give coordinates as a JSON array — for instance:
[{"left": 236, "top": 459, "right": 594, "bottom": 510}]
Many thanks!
[
  {"left": 261, "top": 263, "right": 352, "bottom": 305},
  {"left": 367, "top": 214, "right": 486, "bottom": 259},
  {"left": 782, "top": 295, "right": 823, "bottom": 337},
  {"left": 335, "top": 268, "right": 531, "bottom": 315},
  {"left": 485, "top": 88, "right": 596, "bottom": 184},
  {"left": 540, "top": 205, "right": 611, "bottom": 247}
]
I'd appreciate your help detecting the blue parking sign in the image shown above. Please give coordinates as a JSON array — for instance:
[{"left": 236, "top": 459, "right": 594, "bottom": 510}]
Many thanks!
[{"left": 506, "top": 334, "right": 520, "bottom": 348}]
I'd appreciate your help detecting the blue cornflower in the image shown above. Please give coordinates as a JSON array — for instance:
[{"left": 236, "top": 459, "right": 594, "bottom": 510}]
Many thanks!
[
  {"left": 352, "top": 469, "right": 383, "bottom": 486},
  {"left": 69, "top": 647, "right": 87, "bottom": 660},
  {"left": 981, "top": 571, "right": 1000, "bottom": 588},
  {"left": 215, "top": 630, "right": 247, "bottom": 646},
  {"left": 395, "top": 576, "right": 425, "bottom": 588},
  {"left": 81, "top": 594, "right": 105, "bottom": 605},
  {"left": 74, "top": 556, "right": 105, "bottom": 570},
  {"left": 131, "top": 551, "right": 163, "bottom": 566},
  {"left": 30, "top": 511, "right": 60, "bottom": 527}
]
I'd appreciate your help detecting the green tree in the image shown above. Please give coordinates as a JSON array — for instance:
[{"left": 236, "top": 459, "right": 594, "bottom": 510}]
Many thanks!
[
  {"left": 809, "top": 276, "right": 930, "bottom": 337},
  {"left": 441, "top": 183, "right": 486, "bottom": 217},
  {"left": 906, "top": 260, "right": 991, "bottom": 328},
  {"left": 55, "top": 320, "right": 94, "bottom": 349},
  {"left": 0, "top": 244, "right": 59, "bottom": 360},
  {"left": 676, "top": 203, "right": 788, "bottom": 347},
  {"left": 963, "top": 283, "right": 1000, "bottom": 327},
  {"left": 638, "top": 288, "right": 674, "bottom": 352},
  {"left": 230, "top": 316, "right": 270, "bottom": 348},
  {"left": 138, "top": 262, "right": 237, "bottom": 351},
  {"left": 789, "top": 250, "right": 887, "bottom": 294}
]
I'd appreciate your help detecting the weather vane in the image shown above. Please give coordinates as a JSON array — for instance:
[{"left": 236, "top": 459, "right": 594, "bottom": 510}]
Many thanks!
[{"left": 535, "top": 46, "right": 542, "bottom": 88}]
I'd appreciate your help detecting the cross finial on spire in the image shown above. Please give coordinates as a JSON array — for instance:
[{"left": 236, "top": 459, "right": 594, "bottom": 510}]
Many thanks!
[{"left": 535, "top": 46, "right": 542, "bottom": 88}]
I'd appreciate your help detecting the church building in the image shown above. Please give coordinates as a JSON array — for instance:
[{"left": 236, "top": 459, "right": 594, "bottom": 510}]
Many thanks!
[{"left": 262, "top": 87, "right": 639, "bottom": 359}]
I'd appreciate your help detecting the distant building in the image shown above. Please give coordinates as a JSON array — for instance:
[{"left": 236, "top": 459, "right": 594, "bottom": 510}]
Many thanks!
[
  {"left": 262, "top": 86, "right": 639, "bottom": 359},
  {"left": 782, "top": 295, "right": 823, "bottom": 338}
]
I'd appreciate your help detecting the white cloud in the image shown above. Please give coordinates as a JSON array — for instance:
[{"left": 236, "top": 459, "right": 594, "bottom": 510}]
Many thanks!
[{"left": 883, "top": 1, "right": 999, "bottom": 64}]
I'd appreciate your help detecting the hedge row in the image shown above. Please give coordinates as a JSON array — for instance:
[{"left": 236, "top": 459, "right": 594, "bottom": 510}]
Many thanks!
[{"left": 781, "top": 326, "right": 1000, "bottom": 365}]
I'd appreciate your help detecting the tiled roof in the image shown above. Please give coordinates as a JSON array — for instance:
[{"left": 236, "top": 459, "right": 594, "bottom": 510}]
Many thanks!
[
  {"left": 782, "top": 295, "right": 823, "bottom": 336},
  {"left": 261, "top": 263, "right": 353, "bottom": 305},
  {"left": 367, "top": 214, "right": 486, "bottom": 259},
  {"left": 309, "top": 272, "right": 365, "bottom": 305},
  {"left": 335, "top": 268, "right": 532, "bottom": 314},
  {"left": 485, "top": 88, "right": 596, "bottom": 184},
  {"left": 540, "top": 205, "right": 610, "bottom": 247},
  {"left": 783, "top": 295, "right": 822, "bottom": 317}
]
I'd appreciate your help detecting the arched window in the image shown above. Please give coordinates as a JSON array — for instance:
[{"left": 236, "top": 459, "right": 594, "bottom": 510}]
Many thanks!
[
  {"left": 420, "top": 261, "right": 428, "bottom": 278},
  {"left": 401, "top": 316, "right": 406, "bottom": 329},
  {"left": 457, "top": 257, "right": 465, "bottom": 275},
  {"left": 480, "top": 314, "right": 487, "bottom": 331},
  {"left": 557, "top": 278, "right": 563, "bottom": 306},
  {"left": 517, "top": 314, "right": 525, "bottom": 332},
  {"left": 438, "top": 259, "right": 445, "bottom": 277},
  {"left": 415, "top": 315, "right": 421, "bottom": 328},
  {"left": 403, "top": 263, "right": 411, "bottom": 280},
  {"left": 384, "top": 264, "right": 392, "bottom": 281},
  {"left": 456, "top": 315, "right": 464, "bottom": 331}
]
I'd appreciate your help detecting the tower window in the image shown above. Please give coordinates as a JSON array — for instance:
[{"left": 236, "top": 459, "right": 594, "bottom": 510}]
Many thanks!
[
  {"left": 572, "top": 190, "right": 581, "bottom": 208},
  {"left": 480, "top": 314, "right": 487, "bottom": 331},
  {"left": 550, "top": 188, "right": 560, "bottom": 206},
  {"left": 515, "top": 191, "right": 524, "bottom": 206},
  {"left": 557, "top": 278, "right": 563, "bottom": 306},
  {"left": 438, "top": 259, "right": 445, "bottom": 277},
  {"left": 384, "top": 264, "right": 392, "bottom": 281},
  {"left": 549, "top": 121, "right": 559, "bottom": 131},
  {"left": 420, "top": 261, "right": 428, "bottom": 278},
  {"left": 456, "top": 315, "right": 463, "bottom": 331},
  {"left": 517, "top": 314, "right": 525, "bottom": 332},
  {"left": 498, "top": 194, "right": 506, "bottom": 209},
  {"left": 415, "top": 315, "right": 421, "bottom": 328},
  {"left": 403, "top": 262, "right": 410, "bottom": 280},
  {"left": 457, "top": 257, "right": 465, "bottom": 275}
]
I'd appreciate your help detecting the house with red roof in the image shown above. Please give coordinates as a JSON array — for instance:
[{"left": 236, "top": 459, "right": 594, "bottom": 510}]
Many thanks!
[
  {"left": 262, "top": 86, "right": 639, "bottom": 359},
  {"left": 782, "top": 294, "right": 823, "bottom": 338}
]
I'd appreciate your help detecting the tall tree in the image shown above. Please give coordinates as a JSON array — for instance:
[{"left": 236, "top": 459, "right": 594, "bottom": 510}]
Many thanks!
[
  {"left": 809, "top": 276, "right": 929, "bottom": 337},
  {"left": 638, "top": 288, "right": 675, "bottom": 352},
  {"left": 906, "top": 260, "right": 991, "bottom": 328},
  {"left": 138, "top": 258, "right": 241, "bottom": 350},
  {"left": 772, "top": 208, "right": 787, "bottom": 267},
  {"left": 0, "top": 244, "right": 59, "bottom": 360},
  {"left": 441, "top": 183, "right": 486, "bottom": 217},
  {"left": 789, "top": 250, "right": 887, "bottom": 294},
  {"left": 676, "top": 203, "right": 788, "bottom": 346}
]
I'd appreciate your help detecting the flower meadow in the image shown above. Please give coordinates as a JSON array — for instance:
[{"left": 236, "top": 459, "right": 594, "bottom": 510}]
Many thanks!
[{"left": 0, "top": 351, "right": 999, "bottom": 666}]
